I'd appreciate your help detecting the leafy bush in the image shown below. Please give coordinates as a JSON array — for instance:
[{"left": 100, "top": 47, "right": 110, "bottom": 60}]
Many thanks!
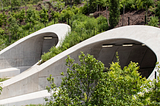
[
  {"left": 148, "top": 16, "right": 159, "bottom": 27},
  {"left": 79, "top": 4, "right": 88, "bottom": 15},
  {"left": 39, "top": 8, "right": 49, "bottom": 26},
  {"left": 97, "top": 15, "right": 109, "bottom": 31},
  {"left": 84, "top": 18, "right": 97, "bottom": 30},
  {"left": 45, "top": 52, "right": 150, "bottom": 105}
]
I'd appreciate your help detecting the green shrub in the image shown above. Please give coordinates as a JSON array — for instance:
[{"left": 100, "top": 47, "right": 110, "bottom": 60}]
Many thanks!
[
  {"left": 79, "top": 4, "right": 88, "bottom": 15},
  {"left": 148, "top": 16, "right": 159, "bottom": 27},
  {"left": 97, "top": 15, "right": 109, "bottom": 32},
  {"left": 45, "top": 52, "right": 150, "bottom": 106}
]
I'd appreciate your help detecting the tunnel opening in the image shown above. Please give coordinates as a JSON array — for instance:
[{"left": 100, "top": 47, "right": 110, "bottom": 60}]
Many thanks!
[
  {"left": 90, "top": 39, "right": 157, "bottom": 78},
  {"left": 42, "top": 34, "right": 58, "bottom": 55}
]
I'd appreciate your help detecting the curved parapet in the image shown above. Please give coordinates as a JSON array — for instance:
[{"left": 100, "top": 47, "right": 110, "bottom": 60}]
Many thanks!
[
  {"left": 0, "top": 25, "right": 160, "bottom": 102},
  {"left": 0, "top": 23, "right": 71, "bottom": 77}
]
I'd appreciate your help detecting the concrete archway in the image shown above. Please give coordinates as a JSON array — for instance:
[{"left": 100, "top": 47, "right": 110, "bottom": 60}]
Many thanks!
[
  {"left": 88, "top": 39, "right": 157, "bottom": 78},
  {"left": 0, "top": 24, "right": 70, "bottom": 77}
]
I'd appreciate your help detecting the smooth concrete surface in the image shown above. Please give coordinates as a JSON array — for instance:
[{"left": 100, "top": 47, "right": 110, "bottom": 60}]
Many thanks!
[
  {"left": 0, "top": 23, "right": 71, "bottom": 78},
  {"left": 0, "top": 90, "right": 50, "bottom": 106},
  {"left": 0, "top": 68, "right": 20, "bottom": 78},
  {"left": 0, "top": 25, "right": 160, "bottom": 105}
]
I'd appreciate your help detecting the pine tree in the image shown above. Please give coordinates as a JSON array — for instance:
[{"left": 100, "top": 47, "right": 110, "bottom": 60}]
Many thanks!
[{"left": 109, "top": 0, "right": 120, "bottom": 29}]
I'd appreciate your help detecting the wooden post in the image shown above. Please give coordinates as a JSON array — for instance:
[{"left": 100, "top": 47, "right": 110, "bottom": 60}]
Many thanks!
[
  {"left": 106, "top": 6, "right": 109, "bottom": 26},
  {"left": 128, "top": 17, "right": 130, "bottom": 25},
  {"left": 145, "top": 15, "right": 147, "bottom": 24},
  {"left": 146, "top": 5, "right": 148, "bottom": 24}
]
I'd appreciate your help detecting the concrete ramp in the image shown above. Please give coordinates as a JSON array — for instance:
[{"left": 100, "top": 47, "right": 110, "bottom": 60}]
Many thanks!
[{"left": 0, "top": 25, "right": 160, "bottom": 105}]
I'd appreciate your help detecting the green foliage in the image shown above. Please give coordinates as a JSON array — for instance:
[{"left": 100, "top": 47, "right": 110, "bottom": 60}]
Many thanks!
[
  {"left": 11, "top": 0, "right": 20, "bottom": 9},
  {"left": 109, "top": 0, "right": 120, "bottom": 28},
  {"left": 79, "top": 4, "right": 88, "bottom": 15},
  {"left": 17, "top": 9, "right": 26, "bottom": 23},
  {"left": 41, "top": 13, "right": 108, "bottom": 63},
  {"left": 136, "top": 0, "right": 154, "bottom": 10},
  {"left": 8, "top": 16, "right": 20, "bottom": 40},
  {"left": 45, "top": 52, "right": 150, "bottom": 105},
  {"left": 91, "top": 61, "right": 149, "bottom": 106},
  {"left": 26, "top": 104, "right": 44, "bottom": 106},
  {"left": 45, "top": 52, "right": 105, "bottom": 105},
  {"left": 50, "top": 10, "right": 60, "bottom": 24},
  {"left": 148, "top": 16, "right": 159, "bottom": 27},
  {"left": 155, "top": 2, "right": 160, "bottom": 18},
  {"left": 26, "top": 8, "right": 39, "bottom": 25},
  {"left": 97, "top": 15, "right": 109, "bottom": 32},
  {"left": 0, "top": 78, "right": 9, "bottom": 82},
  {"left": 54, "top": 1, "right": 65, "bottom": 10},
  {"left": 147, "top": 78, "right": 160, "bottom": 105},
  {"left": 0, "top": 84, "right": 2, "bottom": 95},
  {"left": 39, "top": 8, "right": 49, "bottom": 25},
  {"left": 0, "top": 77, "right": 9, "bottom": 95},
  {"left": 0, "top": 12, "right": 7, "bottom": 27},
  {"left": 120, "top": 0, "right": 136, "bottom": 11},
  {"left": 0, "top": 28, "right": 4, "bottom": 35}
]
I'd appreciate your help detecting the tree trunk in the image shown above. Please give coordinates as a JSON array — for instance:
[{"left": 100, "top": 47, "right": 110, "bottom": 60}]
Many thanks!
[{"left": 106, "top": 6, "right": 109, "bottom": 25}]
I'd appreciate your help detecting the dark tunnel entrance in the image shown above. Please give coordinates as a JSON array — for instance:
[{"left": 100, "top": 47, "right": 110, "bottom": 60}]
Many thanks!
[{"left": 90, "top": 39, "right": 157, "bottom": 78}]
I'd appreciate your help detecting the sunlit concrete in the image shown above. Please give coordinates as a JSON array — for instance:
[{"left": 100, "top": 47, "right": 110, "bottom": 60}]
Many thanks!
[{"left": 0, "top": 25, "right": 160, "bottom": 105}]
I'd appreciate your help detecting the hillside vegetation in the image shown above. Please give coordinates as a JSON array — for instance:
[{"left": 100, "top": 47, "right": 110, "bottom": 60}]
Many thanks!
[{"left": 0, "top": 0, "right": 159, "bottom": 61}]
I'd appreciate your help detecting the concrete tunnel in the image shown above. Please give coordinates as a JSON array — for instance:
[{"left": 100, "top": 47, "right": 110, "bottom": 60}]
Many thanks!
[{"left": 88, "top": 39, "right": 157, "bottom": 78}]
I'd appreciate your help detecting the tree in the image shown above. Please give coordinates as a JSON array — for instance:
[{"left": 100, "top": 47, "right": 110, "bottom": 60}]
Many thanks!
[
  {"left": 136, "top": 0, "right": 154, "bottom": 23},
  {"left": 45, "top": 52, "right": 150, "bottom": 105},
  {"left": 109, "top": 0, "right": 120, "bottom": 29},
  {"left": 45, "top": 52, "right": 105, "bottom": 105},
  {"left": 91, "top": 61, "right": 150, "bottom": 106}
]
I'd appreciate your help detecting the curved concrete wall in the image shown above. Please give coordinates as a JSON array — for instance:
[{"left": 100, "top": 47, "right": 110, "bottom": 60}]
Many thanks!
[
  {"left": 0, "top": 24, "right": 70, "bottom": 75},
  {"left": 0, "top": 25, "right": 160, "bottom": 100}
]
